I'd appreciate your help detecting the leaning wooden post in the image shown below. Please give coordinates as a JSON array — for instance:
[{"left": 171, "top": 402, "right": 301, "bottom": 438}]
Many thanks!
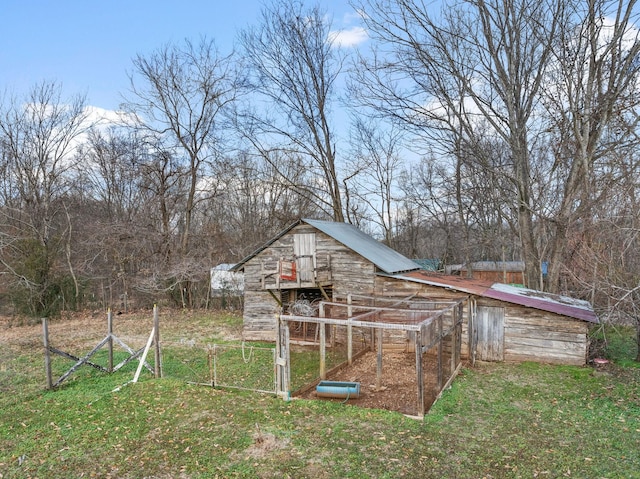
[
  {"left": 42, "top": 318, "right": 53, "bottom": 389},
  {"left": 376, "top": 327, "right": 383, "bottom": 390},
  {"left": 153, "top": 304, "right": 161, "bottom": 378},
  {"left": 107, "top": 308, "right": 114, "bottom": 373},
  {"left": 347, "top": 294, "right": 353, "bottom": 365}
]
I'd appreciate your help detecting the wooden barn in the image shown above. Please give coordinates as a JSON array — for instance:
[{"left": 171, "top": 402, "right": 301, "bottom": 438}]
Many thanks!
[
  {"left": 232, "top": 218, "right": 422, "bottom": 341},
  {"left": 233, "top": 219, "right": 598, "bottom": 365}
]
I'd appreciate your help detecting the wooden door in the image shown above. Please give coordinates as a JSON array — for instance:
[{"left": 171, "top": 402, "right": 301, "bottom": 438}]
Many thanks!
[
  {"left": 476, "top": 306, "right": 504, "bottom": 361},
  {"left": 294, "top": 233, "right": 316, "bottom": 283}
]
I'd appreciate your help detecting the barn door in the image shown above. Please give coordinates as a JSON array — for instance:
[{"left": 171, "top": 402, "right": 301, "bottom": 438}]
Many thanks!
[
  {"left": 476, "top": 306, "right": 504, "bottom": 361},
  {"left": 294, "top": 233, "right": 316, "bottom": 283}
]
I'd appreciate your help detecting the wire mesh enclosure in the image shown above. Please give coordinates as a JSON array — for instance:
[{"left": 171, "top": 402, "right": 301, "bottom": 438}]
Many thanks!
[
  {"left": 277, "top": 294, "right": 467, "bottom": 417},
  {"left": 161, "top": 341, "right": 277, "bottom": 394}
]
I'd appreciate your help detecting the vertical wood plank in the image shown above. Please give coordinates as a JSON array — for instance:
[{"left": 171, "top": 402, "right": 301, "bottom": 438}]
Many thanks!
[{"left": 476, "top": 306, "right": 505, "bottom": 361}]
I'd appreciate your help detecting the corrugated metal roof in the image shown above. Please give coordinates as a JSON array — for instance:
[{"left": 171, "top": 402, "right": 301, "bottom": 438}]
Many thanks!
[
  {"left": 303, "top": 219, "right": 422, "bottom": 274},
  {"left": 232, "top": 219, "right": 422, "bottom": 275},
  {"left": 391, "top": 271, "right": 598, "bottom": 323}
]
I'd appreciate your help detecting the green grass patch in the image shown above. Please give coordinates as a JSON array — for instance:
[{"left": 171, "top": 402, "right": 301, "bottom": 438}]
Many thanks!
[
  {"left": 1, "top": 314, "right": 639, "bottom": 478},
  {"left": 591, "top": 325, "right": 640, "bottom": 367}
]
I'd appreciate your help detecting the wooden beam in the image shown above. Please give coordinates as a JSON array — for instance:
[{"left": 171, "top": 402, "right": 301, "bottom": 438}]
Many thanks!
[
  {"left": 133, "top": 327, "right": 155, "bottom": 383},
  {"left": 317, "top": 283, "right": 330, "bottom": 301},
  {"left": 267, "top": 289, "right": 283, "bottom": 307},
  {"left": 53, "top": 336, "right": 111, "bottom": 388},
  {"left": 48, "top": 347, "right": 107, "bottom": 371}
]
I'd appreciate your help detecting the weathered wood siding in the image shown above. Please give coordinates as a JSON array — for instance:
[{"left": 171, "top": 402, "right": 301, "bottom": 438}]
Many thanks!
[
  {"left": 501, "top": 304, "right": 589, "bottom": 365},
  {"left": 374, "top": 276, "right": 589, "bottom": 366},
  {"left": 242, "top": 289, "right": 279, "bottom": 341},
  {"left": 242, "top": 224, "right": 376, "bottom": 341},
  {"left": 476, "top": 306, "right": 505, "bottom": 361}
]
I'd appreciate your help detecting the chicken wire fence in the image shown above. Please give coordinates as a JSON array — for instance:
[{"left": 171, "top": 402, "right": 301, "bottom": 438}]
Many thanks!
[
  {"left": 160, "top": 340, "right": 277, "bottom": 394},
  {"left": 280, "top": 296, "right": 466, "bottom": 416}
]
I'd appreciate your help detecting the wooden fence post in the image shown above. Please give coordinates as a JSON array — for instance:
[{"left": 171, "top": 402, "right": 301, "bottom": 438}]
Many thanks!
[
  {"left": 415, "top": 326, "right": 424, "bottom": 416},
  {"left": 347, "top": 294, "right": 353, "bottom": 365},
  {"left": 437, "top": 315, "right": 443, "bottom": 390},
  {"left": 275, "top": 314, "right": 282, "bottom": 395},
  {"left": 376, "top": 327, "right": 383, "bottom": 390},
  {"left": 42, "top": 318, "right": 52, "bottom": 389},
  {"left": 107, "top": 308, "right": 113, "bottom": 373},
  {"left": 153, "top": 304, "right": 161, "bottom": 378},
  {"left": 319, "top": 322, "right": 326, "bottom": 380}
]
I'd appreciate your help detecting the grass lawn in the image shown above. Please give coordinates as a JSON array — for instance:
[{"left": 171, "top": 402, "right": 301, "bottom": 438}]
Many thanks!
[{"left": 1, "top": 311, "right": 639, "bottom": 478}]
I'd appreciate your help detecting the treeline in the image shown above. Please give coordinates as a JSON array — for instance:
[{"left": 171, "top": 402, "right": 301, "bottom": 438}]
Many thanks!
[{"left": 0, "top": 0, "right": 639, "bottom": 343}]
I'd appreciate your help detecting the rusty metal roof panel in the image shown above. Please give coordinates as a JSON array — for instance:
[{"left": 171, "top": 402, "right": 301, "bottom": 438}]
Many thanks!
[
  {"left": 484, "top": 283, "right": 599, "bottom": 323},
  {"left": 391, "top": 271, "right": 598, "bottom": 323}
]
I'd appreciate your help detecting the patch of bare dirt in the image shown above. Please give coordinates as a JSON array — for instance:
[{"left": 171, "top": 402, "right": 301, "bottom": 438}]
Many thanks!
[
  {"left": 299, "top": 350, "right": 442, "bottom": 416},
  {"left": 243, "top": 424, "right": 291, "bottom": 459}
]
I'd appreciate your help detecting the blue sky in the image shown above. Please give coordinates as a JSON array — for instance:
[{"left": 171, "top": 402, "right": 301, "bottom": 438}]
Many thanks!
[{"left": 0, "top": 0, "right": 363, "bottom": 111}]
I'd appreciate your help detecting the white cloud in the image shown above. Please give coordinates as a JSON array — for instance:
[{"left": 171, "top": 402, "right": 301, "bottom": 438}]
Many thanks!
[{"left": 329, "top": 26, "right": 369, "bottom": 48}]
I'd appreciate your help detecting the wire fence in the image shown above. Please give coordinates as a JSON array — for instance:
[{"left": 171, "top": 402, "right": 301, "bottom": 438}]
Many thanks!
[{"left": 161, "top": 341, "right": 277, "bottom": 394}]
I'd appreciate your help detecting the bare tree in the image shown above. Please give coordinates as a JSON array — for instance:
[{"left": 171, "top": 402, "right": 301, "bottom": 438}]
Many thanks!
[
  {"left": 239, "top": 0, "right": 346, "bottom": 221},
  {"left": 124, "top": 37, "right": 240, "bottom": 254},
  {"left": 354, "top": 0, "right": 565, "bottom": 289},
  {"left": 541, "top": 0, "right": 640, "bottom": 292},
  {"left": 202, "top": 151, "right": 318, "bottom": 257},
  {"left": 348, "top": 119, "right": 404, "bottom": 245},
  {"left": 78, "top": 128, "right": 146, "bottom": 222},
  {"left": 0, "top": 81, "right": 89, "bottom": 314}
]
